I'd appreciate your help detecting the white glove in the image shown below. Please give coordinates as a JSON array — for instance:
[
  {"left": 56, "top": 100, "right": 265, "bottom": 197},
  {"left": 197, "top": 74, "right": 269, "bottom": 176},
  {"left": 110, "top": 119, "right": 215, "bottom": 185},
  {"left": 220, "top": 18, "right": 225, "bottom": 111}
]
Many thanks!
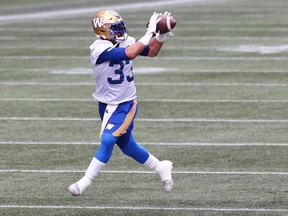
[
  {"left": 156, "top": 11, "right": 175, "bottom": 42},
  {"left": 139, "top": 12, "right": 161, "bottom": 46},
  {"left": 146, "top": 12, "right": 161, "bottom": 35}
]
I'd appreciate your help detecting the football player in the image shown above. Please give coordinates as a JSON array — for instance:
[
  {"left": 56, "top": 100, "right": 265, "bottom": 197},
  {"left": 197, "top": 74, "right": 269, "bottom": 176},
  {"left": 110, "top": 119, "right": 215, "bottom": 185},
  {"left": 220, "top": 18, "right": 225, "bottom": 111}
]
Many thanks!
[{"left": 68, "top": 10, "right": 174, "bottom": 195}]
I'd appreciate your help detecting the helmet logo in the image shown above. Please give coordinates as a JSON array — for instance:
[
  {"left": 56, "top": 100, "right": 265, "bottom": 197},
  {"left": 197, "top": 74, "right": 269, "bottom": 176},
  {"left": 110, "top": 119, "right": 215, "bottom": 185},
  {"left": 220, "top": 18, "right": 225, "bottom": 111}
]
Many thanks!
[{"left": 93, "top": 17, "right": 104, "bottom": 28}]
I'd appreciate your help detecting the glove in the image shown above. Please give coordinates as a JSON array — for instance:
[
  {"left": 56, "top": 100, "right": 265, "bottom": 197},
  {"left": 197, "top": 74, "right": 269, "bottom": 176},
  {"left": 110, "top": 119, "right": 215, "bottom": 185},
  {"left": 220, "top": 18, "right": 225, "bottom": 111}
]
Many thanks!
[
  {"left": 156, "top": 31, "right": 174, "bottom": 42},
  {"left": 139, "top": 12, "right": 161, "bottom": 46},
  {"left": 156, "top": 11, "right": 175, "bottom": 42},
  {"left": 146, "top": 12, "right": 161, "bottom": 35}
]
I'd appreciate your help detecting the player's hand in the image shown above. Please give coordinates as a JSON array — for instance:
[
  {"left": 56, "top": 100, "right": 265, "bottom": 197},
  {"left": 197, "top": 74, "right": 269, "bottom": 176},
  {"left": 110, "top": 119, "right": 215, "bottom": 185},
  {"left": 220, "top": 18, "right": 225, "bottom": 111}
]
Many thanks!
[
  {"left": 139, "top": 12, "right": 161, "bottom": 46},
  {"left": 146, "top": 12, "right": 161, "bottom": 35},
  {"left": 163, "top": 11, "right": 172, "bottom": 19},
  {"left": 155, "top": 11, "right": 174, "bottom": 42}
]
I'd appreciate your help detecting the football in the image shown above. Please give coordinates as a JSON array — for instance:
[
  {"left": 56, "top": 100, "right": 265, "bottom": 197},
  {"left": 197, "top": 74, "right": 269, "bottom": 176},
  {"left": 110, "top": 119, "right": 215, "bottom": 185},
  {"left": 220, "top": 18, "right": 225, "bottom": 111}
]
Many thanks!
[{"left": 147, "top": 14, "right": 177, "bottom": 34}]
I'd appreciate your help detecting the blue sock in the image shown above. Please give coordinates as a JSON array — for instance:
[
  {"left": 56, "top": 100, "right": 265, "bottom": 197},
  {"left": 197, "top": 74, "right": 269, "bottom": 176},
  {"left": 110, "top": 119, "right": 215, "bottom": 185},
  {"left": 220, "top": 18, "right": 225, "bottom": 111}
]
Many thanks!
[{"left": 95, "top": 133, "right": 118, "bottom": 163}]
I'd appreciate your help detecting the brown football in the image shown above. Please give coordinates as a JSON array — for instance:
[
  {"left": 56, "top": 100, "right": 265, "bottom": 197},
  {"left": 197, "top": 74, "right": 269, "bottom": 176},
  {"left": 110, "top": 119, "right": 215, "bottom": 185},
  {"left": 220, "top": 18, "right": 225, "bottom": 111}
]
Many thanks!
[
  {"left": 147, "top": 15, "right": 177, "bottom": 34},
  {"left": 157, "top": 15, "right": 176, "bottom": 34}
]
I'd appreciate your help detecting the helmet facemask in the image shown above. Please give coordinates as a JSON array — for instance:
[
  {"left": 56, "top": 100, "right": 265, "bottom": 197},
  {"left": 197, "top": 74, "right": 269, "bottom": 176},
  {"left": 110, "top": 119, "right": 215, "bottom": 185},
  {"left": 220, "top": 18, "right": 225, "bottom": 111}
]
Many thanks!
[{"left": 109, "top": 20, "right": 128, "bottom": 42}]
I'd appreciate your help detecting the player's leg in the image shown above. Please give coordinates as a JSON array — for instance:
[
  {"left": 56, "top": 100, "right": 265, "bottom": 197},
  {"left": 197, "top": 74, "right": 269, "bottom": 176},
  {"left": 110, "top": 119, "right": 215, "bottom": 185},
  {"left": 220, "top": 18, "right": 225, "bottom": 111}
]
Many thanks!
[
  {"left": 117, "top": 132, "right": 173, "bottom": 192},
  {"left": 68, "top": 102, "right": 119, "bottom": 196},
  {"left": 68, "top": 133, "right": 117, "bottom": 196},
  {"left": 68, "top": 100, "right": 138, "bottom": 196}
]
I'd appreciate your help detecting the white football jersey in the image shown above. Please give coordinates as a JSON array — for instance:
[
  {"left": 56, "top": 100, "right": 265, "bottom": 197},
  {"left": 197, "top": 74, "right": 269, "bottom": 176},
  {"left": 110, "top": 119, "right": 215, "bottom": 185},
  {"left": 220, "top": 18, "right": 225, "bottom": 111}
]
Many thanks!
[{"left": 90, "top": 36, "right": 137, "bottom": 105}]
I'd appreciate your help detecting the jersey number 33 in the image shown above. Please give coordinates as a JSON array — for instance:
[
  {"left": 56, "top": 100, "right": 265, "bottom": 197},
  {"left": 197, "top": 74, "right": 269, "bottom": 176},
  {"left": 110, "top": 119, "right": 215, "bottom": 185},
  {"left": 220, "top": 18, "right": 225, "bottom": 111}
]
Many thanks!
[{"left": 107, "top": 60, "right": 134, "bottom": 84}]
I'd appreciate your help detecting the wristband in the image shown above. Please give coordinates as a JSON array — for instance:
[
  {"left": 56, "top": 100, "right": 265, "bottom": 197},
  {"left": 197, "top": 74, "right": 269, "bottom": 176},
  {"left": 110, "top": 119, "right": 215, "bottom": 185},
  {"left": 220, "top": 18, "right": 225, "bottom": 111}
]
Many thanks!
[
  {"left": 156, "top": 33, "right": 166, "bottom": 42},
  {"left": 139, "top": 32, "right": 153, "bottom": 46}
]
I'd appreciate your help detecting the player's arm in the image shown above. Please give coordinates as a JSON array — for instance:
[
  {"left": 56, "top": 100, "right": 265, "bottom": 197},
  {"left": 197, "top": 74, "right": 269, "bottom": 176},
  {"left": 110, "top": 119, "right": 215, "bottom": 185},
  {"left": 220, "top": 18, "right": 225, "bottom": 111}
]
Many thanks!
[
  {"left": 147, "top": 36, "right": 164, "bottom": 57},
  {"left": 126, "top": 32, "right": 165, "bottom": 59},
  {"left": 148, "top": 11, "right": 175, "bottom": 57},
  {"left": 125, "top": 42, "right": 148, "bottom": 59},
  {"left": 96, "top": 44, "right": 150, "bottom": 64},
  {"left": 125, "top": 12, "right": 161, "bottom": 59}
]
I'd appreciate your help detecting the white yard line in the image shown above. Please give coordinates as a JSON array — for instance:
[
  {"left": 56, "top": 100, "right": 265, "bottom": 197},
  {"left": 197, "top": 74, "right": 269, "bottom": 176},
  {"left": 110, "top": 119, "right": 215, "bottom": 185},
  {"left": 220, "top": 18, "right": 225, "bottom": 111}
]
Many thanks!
[
  {"left": 145, "top": 56, "right": 288, "bottom": 61},
  {"left": 160, "top": 36, "right": 288, "bottom": 41},
  {"left": 0, "top": 205, "right": 287, "bottom": 213},
  {"left": 0, "top": 0, "right": 96, "bottom": 11},
  {"left": 0, "top": 141, "right": 287, "bottom": 146},
  {"left": 0, "top": 46, "right": 88, "bottom": 50},
  {"left": 138, "top": 82, "right": 288, "bottom": 87},
  {"left": 0, "top": 45, "right": 88, "bottom": 49},
  {"left": 0, "top": 117, "right": 287, "bottom": 123},
  {"left": 1, "top": 98, "right": 288, "bottom": 103},
  {"left": 2, "top": 45, "right": 288, "bottom": 53},
  {"left": 1, "top": 56, "right": 288, "bottom": 61},
  {"left": 137, "top": 119, "right": 288, "bottom": 123},
  {"left": 0, "top": 98, "right": 93, "bottom": 102},
  {"left": 141, "top": 99, "right": 288, "bottom": 103},
  {"left": 2, "top": 27, "right": 288, "bottom": 32},
  {"left": 38, "top": 20, "right": 288, "bottom": 25},
  {"left": 0, "top": 56, "right": 89, "bottom": 60},
  {"left": 3, "top": 44, "right": 288, "bottom": 55},
  {"left": 165, "top": 69, "right": 288, "bottom": 73},
  {"left": 0, "top": 28, "right": 91, "bottom": 32},
  {"left": 1, "top": 170, "right": 288, "bottom": 175},
  {"left": 1, "top": 82, "right": 288, "bottom": 87},
  {"left": 1, "top": 36, "right": 288, "bottom": 41},
  {"left": 0, "top": 68, "right": 287, "bottom": 73},
  {"left": 0, "top": 0, "right": 222, "bottom": 22}
]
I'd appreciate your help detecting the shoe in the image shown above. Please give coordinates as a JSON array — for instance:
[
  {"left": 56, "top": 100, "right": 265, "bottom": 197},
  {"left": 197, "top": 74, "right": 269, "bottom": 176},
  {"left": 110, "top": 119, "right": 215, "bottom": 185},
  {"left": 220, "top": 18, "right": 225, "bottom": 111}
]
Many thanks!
[
  {"left": 162, "top": 179, "right": 174, "bottom": 193},
  {"left": 157, "top": 160, "right": 173, "bottom": 192},
  {"left": 68, "top": 176, "right": 91, "bottom": 196},
  {"left": 68, "top": 183, "right": 81, "bottom": 196}
]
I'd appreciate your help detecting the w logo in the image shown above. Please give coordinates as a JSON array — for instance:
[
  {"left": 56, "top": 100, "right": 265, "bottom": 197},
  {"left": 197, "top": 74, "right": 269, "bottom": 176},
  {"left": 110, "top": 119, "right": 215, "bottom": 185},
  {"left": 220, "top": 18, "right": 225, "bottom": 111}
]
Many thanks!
[
  {"left": 105, "top": 124, "right": 115, "bottom": 130},
  {"left": 93, "top": 17, "right": 104, "bottom": 28}
]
